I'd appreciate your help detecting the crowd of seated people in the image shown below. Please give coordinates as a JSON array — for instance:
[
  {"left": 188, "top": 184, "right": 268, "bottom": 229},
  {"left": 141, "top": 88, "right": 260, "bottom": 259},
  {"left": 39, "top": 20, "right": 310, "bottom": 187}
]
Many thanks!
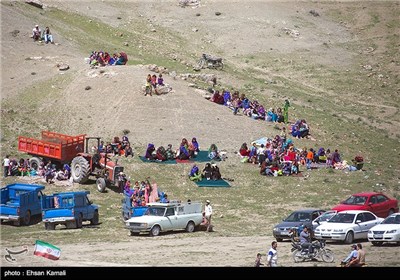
[
  {"left": 144, "top": 137, "right": 200, "bottom": 161},
  {"left": 88, "top": 51, "right": 128, "bottom": 67},
  {"left": 189, "top": 162, "right": 222, "bottom": 182},
  {"left": 5, "top": 157, "right": 71, "bottom": 183},
  {"left": 209, "top": 89, "right": 288, "bottom": 122},
  {"left": 95, "top": 135, "right": 133, "bottom": 157},
  {"left": 238, "top": 130, "right": 346, "bottom": 176}
]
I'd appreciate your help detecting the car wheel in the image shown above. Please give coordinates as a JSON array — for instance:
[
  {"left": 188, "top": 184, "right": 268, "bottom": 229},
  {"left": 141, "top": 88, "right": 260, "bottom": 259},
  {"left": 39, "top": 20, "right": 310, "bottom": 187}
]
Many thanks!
[
  {"left": 186, "top": 221, "right": 195, "bottom": 233},
  {"left": 76, "top": 214, "right": 83, "bottom": 228},
  {"left": 344, "top": 231, "right": 354, "bottom": 244},
  {"left": 371, "top": 241, "right": 383, "bottom": 246},
  {"left": 90, "top": 211, "right": 99, "bottom": 225},
  {"left": 45, "top": 222, "right": 55, "bottom": 230},
  {"left": 22, "top": 211, "right": 31, "bottom": 226},
  {"left": 150, "top": 225, "right": 161, "bottom": 236}
]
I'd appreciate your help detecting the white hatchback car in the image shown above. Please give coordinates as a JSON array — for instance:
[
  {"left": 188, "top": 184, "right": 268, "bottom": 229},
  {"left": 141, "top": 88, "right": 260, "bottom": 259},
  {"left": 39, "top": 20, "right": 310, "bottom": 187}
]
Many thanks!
[
  {"left": 314, "top": 210, "right": 384, "bottom": 244},
  {"left": 368, "top": 213, "right": 400, "bottom": 246}
]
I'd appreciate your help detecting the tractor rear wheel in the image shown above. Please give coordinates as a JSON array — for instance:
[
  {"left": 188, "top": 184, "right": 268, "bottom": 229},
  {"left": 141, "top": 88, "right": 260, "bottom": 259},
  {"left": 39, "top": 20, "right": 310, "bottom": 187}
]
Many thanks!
[{"left": 71, "top": 156, "right": 90, "bottom": 183}]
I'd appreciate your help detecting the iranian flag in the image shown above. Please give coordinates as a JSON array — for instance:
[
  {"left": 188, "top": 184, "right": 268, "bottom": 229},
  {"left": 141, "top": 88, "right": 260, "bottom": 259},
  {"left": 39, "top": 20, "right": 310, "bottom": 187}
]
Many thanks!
[{"left": 33, "top": 240, "right": 61, "bottom": 260}]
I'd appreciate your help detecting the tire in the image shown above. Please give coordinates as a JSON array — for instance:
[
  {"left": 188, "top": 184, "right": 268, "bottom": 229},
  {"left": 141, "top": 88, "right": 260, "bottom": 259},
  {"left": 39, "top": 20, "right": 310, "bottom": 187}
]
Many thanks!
[
  {"left": 150, "top": 225, "right": 161, "bottom": 236},
  {"left": 276, "top": 238, "right": 283, "bottom": 242},
  {"left": 186, "top": 221, "right": 195, "bottom": 233},
  {"left": 292, "top": 250, "right": 304, "bottom": 263},
  {"left": 45, "top": 222, "right": 55, "bottom": 230},
  {"left": 91, "top": 211, "right": 99, "bottom": 225},
  {"left": 29, "top": 157, "right": 42, "bottom": 171},
  {"left": 66, "top": 221, "right": 76, "bottom": 229},
  {"left": 96, "top": 178, "right": 107, "bottom": 193},
  {"left": 372, "top": 241, "right": 383, "bottom": 246},
  {"left": 321, "top": 249, "right": 335, "bottom": 263},
  {"left": 71, "top": 156, "right": 90, "bottom": 183},
  {"left": 76, "top": 214, "right": 83, "bottom": 228},
  {"left": 22, "top": 211, "right": 31, "bottom": 226},
  {"left": 344, "top": 231, "right": 354, "bottom": 244}
]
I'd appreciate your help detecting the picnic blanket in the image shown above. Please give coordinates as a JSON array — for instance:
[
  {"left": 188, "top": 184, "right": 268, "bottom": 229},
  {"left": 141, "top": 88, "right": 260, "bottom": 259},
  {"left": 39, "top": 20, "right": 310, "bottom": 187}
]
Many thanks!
[
  {"left": 176, "top": 150, "right": 217, "bottom": 163},
  {"left": 195, "top": 179, "right": 231, "bottom": 188},
  {"left": 139, "top": 156, "right": 177, "bottom": 164}
]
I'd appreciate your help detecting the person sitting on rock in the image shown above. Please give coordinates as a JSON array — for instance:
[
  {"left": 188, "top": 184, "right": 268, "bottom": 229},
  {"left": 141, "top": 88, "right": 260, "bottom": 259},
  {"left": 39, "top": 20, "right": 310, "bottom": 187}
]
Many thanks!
[{"left": 32, "top": 24, "right": 41, "bottom": 41}]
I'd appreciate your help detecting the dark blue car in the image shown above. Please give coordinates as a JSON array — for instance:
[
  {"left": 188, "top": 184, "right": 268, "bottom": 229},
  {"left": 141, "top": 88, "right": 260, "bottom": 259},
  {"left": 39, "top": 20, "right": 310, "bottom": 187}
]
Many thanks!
[{"left": 272, "top": 209, "right": 325, "bottom": 242}]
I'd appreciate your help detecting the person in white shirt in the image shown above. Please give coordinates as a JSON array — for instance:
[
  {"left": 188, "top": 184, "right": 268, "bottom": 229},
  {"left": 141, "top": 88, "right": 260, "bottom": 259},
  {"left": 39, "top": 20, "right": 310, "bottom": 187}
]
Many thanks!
[
  {"left": 2, "top": 155, "right": 10, "bottom": 178},
  {"left": 32, "top": 25, "right": 41, "bottom": 41},
  {"left": 267, "top": 241, "right": 278, "bottom": 267},
  {"left": 204, "top": 200, "right": 213, "bottom": 232}
]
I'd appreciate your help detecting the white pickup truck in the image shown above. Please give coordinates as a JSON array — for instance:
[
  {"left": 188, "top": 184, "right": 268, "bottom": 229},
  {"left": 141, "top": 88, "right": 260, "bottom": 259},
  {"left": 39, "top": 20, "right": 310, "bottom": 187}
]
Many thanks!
[{"left": 125, "top": 201, "right": 203, "bottom": 236}]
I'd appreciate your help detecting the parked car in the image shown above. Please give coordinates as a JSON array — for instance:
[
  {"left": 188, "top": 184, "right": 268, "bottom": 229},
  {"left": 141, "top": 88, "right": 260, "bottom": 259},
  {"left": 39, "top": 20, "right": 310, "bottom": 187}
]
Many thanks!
[
  {"left": 331, "top": 192, "right": 399, "bottom": 218},
  {"left": 272, "top": 209, "right": 326, "bottom": 242},
  {"left": 314, "top": 210, "right": 384, "bottom": 244},
  {"left": 125, "top": 201, "right": 203, "bottom": 236},
  {"left": 368, "top": 213, "right": 400, "bottom": 246},
  {"left": 312, "top": 210, "right": 337, "bottom": 230}
]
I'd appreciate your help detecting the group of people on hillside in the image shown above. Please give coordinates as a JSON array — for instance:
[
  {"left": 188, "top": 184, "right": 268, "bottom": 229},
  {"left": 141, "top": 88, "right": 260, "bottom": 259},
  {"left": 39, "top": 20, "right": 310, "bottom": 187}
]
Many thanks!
[
  {"left": 88, "top": 50, "right": 128, "bottom": 67},
  {"left": 2, "top": 155, "right": 70, "bottom": 183},
  {"left": 189, "top": 162, "right": 221, "bottom": 182},
  {"left": 32, "top": 24, "right": 54, "bottom": 44},
  {"left": 238, "top": 129, "right": 353, "bottom": 176},
  {"left": 144, "top": 137, "right": 200, "bottom": 161},
  {"left": 122, "top": 176, "right": 169, "bottom": 206},
  {"left": 94, "top": 135, "right": 134, "bottom": 157},
  {"left": 144, "top": 73, "right": 165, "bottom": 96},
  {"left": 209, "top": 90, "right": 291, "bottom": 124}
]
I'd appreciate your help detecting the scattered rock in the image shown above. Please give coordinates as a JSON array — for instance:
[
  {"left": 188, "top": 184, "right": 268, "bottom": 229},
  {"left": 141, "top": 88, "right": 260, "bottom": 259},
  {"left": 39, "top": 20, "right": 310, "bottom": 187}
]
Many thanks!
[
  {"left": 31, "top": 72, "right": 36, "bottom": 75},
  {"left": 117, "top": 17, "right": 122, "bottom": 19},
  {"left": 196, "top": 13, "right": 201, "bottom": 16},
  {"left": 192, "top": 28, "right": 198, "bottom": 32},
  {"left": 85, "top": 86, "right": 91, "bottom": 90},
  {"left": 123, "top": 42, "right": 129, "bottom": 46},
  {"left": 25, "top": 0, "right": 43, "bottom": 9},
  {"left": 215, "top": 12, "right": 221, "bottom": 16},
  {"left": 309, "top": 10, "right": 320, "bottom": 17},
  {"left": 57, "top": 64, "right": 69, "bottom": 71}
]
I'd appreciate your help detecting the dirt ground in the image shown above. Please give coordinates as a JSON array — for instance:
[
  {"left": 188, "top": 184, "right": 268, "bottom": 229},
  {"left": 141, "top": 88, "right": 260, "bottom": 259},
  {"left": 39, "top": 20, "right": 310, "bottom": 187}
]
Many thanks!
[
  {"left": 1, "top": 0, "right": 399, "bottom": 268},
  {"left": 3, "top": 234, "right": 399, "bottom": 267}
]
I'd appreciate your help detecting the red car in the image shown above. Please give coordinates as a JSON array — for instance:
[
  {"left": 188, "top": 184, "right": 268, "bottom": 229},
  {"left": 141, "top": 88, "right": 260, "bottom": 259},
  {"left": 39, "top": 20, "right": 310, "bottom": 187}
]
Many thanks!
[{"left": 332, "top": 192, "right": 399, "bottom": 218}]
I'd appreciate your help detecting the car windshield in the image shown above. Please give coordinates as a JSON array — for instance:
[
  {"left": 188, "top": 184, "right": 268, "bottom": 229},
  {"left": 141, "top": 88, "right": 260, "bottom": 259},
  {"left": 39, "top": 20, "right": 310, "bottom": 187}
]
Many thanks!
[
  {"left": 317, "top": 212, "right": 336, "bottom": 222},
  {"left": 381, "top": 215, "right": 400, "bottom": 225},
  {"left": 343, "top": 195, "right": 367, "bottom": 205},
  {"left": 145, "top": 207, "right": 165, "bottom": 216},
  {"left": 284, "top": 212, "right": 311, "bottom": 222},
  {"left": 328, "top": 213, "right": 355, "bottom": 223}
]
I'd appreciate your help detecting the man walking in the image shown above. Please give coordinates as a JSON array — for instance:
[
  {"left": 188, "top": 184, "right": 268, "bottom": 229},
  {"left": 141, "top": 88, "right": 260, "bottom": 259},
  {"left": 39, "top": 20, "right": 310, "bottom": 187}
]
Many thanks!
[{"left": 267, "top": 241, "right": 278, "bottom": 267}]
